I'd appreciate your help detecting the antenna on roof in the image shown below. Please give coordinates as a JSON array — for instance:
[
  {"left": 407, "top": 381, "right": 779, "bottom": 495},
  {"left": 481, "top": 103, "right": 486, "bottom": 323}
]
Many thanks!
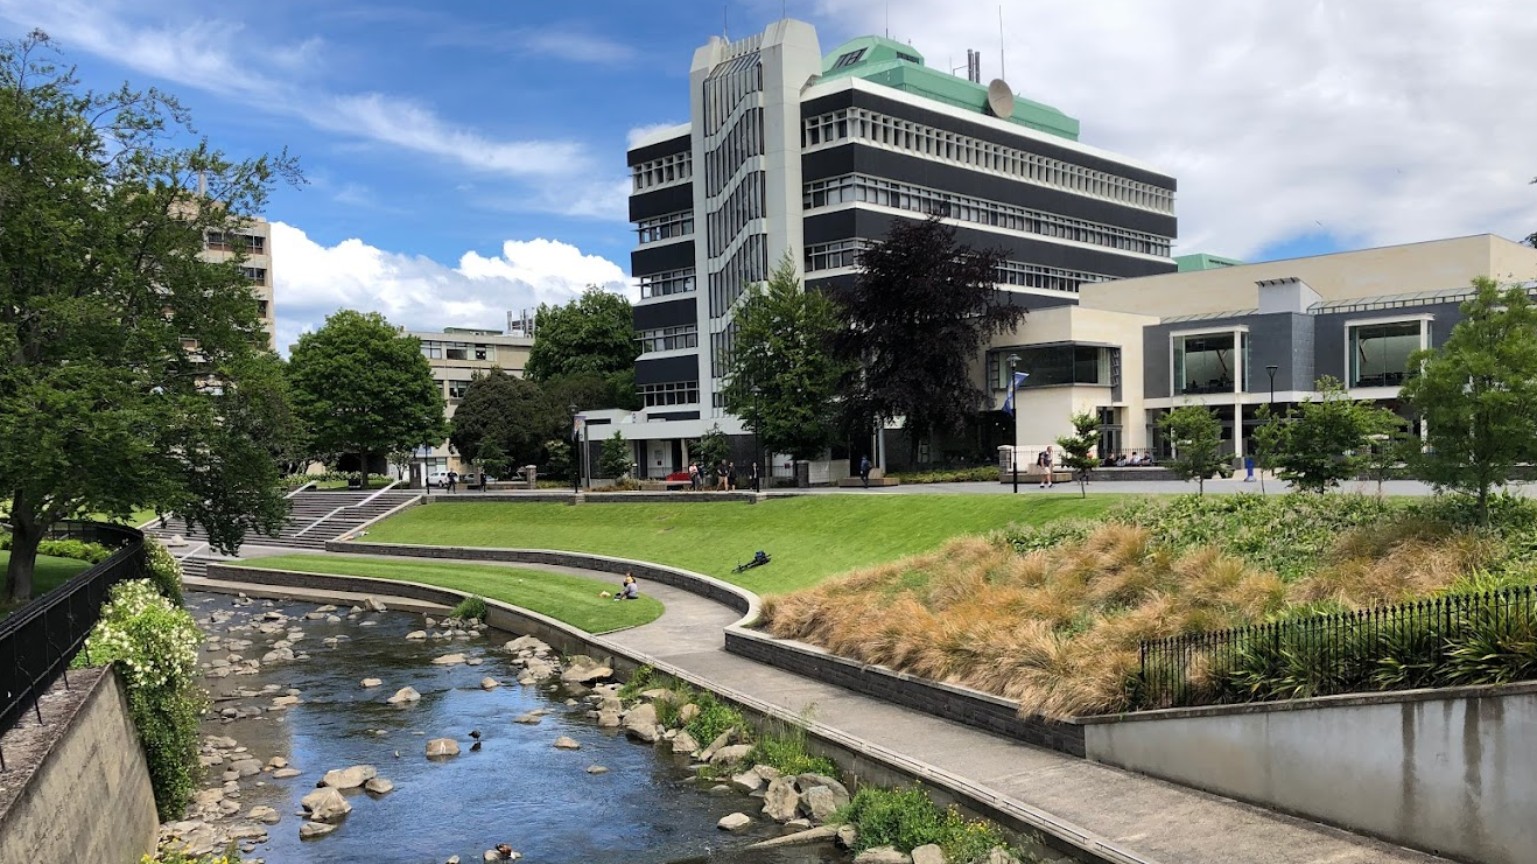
[
  {"left": 998, "top": 5, "right": 1007, "bottom": 81},
  {"left": 885, "top": 1, "right": 890, "bottom": 38},
  {"left": 723, "top": 4, "right": 728, "bottom": 39}
]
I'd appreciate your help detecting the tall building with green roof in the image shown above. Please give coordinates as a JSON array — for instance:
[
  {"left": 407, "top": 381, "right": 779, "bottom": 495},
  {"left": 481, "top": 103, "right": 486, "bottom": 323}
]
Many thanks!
[{"left": 614, "top": 17, "right": 1178, "bottom": 473}]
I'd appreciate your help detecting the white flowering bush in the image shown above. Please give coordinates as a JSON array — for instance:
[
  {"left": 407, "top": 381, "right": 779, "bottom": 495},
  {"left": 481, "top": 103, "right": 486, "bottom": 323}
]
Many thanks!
[
  {"left": 78, "top": 579, "right": 205, "bottom": 819},
  {"left": 143, "top": 538, "right": 186, "bottom": 605}
]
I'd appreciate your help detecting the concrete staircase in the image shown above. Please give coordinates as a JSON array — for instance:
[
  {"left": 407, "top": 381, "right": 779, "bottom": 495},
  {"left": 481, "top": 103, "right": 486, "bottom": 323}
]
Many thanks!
[{"left": 144, "top": 489, "right": 421, "bottom": 553}]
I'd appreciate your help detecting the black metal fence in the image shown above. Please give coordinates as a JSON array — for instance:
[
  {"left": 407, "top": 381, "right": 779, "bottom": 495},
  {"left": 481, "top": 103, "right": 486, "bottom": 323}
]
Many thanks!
[
  {"left": 0, "top": 521, "right": 145, "bottom": 768},
  {"left": 1138, "top": 584, "right": 1537, "bottom": 711}
]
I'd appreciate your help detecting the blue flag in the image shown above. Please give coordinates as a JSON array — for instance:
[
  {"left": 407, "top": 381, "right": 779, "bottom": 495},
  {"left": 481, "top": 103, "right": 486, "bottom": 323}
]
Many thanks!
[{"left": 1001, "top": 372, "right": 1030, "bottom": 416}]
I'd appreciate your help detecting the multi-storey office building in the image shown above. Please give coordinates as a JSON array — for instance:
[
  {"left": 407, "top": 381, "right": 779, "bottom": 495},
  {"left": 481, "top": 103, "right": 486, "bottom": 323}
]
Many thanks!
[
  {"left": 201, "top": 217, "right": 276, "bottom": 351},
  {"left": 407, "top": 326, "right": 533, "bottom": 479},
  {"left": 614, "top": 18, "right": 1179, "bottom": 477}
]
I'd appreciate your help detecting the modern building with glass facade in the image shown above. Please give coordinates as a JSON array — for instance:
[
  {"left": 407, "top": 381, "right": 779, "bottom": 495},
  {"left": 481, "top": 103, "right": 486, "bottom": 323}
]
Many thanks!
[{"left": 608, "top": 17, "right": 1179, "bottom": 477}]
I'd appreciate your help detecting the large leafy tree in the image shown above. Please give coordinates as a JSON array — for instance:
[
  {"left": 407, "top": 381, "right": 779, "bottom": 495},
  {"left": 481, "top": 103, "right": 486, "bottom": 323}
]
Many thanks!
[
  {"left": 0, "top": 32, "right": 300, "bottom": 602},
  {"left": 288, "top": 310, "right": 446, "bottom": 487},
  {"left": 448, "top": 369, "right": 561, "bottom": 472},
  {"left": 1158, "top": 406, "right": 1225, "bottom": 495},
  {"left": 524, "top": 287, "right": 638, "bottom": 383},
  {"left": 1262, "top": 376, "right": 1402, "bottom": 493},
  {"left": 722, "top": 255, "right": 846, "bottom": 460},
  {"left": 1401, "top": 278, "right": 1537, "bottom": 522},
  {"left": 834, "top": 216, "right": 1024, "bottom": 460}
]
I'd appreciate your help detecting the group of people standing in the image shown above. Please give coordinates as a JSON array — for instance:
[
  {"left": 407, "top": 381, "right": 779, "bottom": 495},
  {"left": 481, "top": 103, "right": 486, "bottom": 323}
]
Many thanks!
[{"left": 687, "top": 459, "right": 761, "bottom": 493}]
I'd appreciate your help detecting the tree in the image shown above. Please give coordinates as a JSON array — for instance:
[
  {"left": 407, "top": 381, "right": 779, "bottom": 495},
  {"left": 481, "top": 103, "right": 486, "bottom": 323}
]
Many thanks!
[
  {"left": 1251, "top": 404, "right": 1282, "bottom": 495},
  {"left": 524, "top": 287, "right": 638, "bottom": 383},
  {"left": 1401, "top": 278, "right": 1537, "bottom": 522},
  {"left": 1158, "top": 406, "right": 1225, "bottom": 495},
  {"left": 600, "top": 431, "right": 634, "bottom": 479},
  {"left": 1054, "top": 412, "right": 1102, "bottom": 498},
  {"left": 448, "top": 369, "right": 560, "bottom": 472},
  {"left": 834, "top": 216, "right": 1024, "bottom": 461},
  {"left": 691, "top": 424, "right": 731, "bottom": 471},
  {"left": 543, "top": 371, "right": 640, "bottom": 414},
  {"left": 288, "top": 310, "right": 447, "bottom": 488},
  {"left": 474, "top": 439, "right": 515, "bottom": 483},
  {"left": 722, "top": 255, "right": 847, "bottom": 460},
  {"left": 1361, "top": 425, "right": 1418, "bottom": 500},
  {"left": 0, "top": 32, "right": 300, "bottom": 602},
  {"left": 543, "top": 438, "right": 575, "bottom": 481},
  {"left": 1266, "top": 376, "right": 1403, "bottom": 493}
]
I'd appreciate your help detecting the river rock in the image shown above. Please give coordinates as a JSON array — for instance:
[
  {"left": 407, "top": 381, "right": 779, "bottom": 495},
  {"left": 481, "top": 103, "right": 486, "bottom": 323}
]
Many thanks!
[
  {"left": 717, "top": 812, "right": 753, "bottom": 832},
  {"left": 747, "top": 824, "right": 838, "bottom": 849},
  {"left": 315, "top": 604, "right": 337, "bottom": 613},
  {"left": 273, "top": 768, "right": 301, "bottom": 779},
  {"left": 387, "top": 686, "right": 421, "bottom": 704},
  {"left": 622, "top": 703, "right": 661, "bottom": 742},
  {"left": 984, "top": 849, "right": 1021, "bottom": 864},
  {"left": 560, "top": 656, "right": 612, "bottom": 684},
  {"left": 763, "top": 777, "right": 801, "bottom": 823},
  {"left": 798, "top": 773, "right": 851, "bottom": 801},
  {"left": 480, "top": 677, "right": 500, "bottom": 690},
  {"left": 193, "top": 788, "right": 224, "bottom": 807},
  {"left": 513, "top": 711, "right": 543, "bottom": 725},
  {"left": 784, "top": 818, "right": 813, "bottom": 832},
  {"left": 640, "top": 687, "right": 674, "bottom": 702},
  {"left": 248, "top": 805, "right": 280, "bottom": 825},
  {"left": 730, "top": 770, "right": 764, "bottom": 794},
  {"left": 299, "top": 820, "right": 337, "bottom": 839},
  {"left": 523, "top": 658, "right": 556, "bottom": 680},
  {"left": 270, "top": 694, "right": 300, "bottom": 709},
  {"left": 322, "top": 764, "right": 377, "bottom": 789},
  {"left": 754, "top": 764, "right": 782, "bottom": 781},
  {"left": 266, "top": 756, "right": 288, "bottom": 770},
  {"left": 669, "top": 730, "right": 699, "bottom": 755},
  {"left": 230, "top": 758, "right": 262, "bottom": 777},
  {"left": 552, "top": 736, "right": 581, "bottom": 750},
  {"left": 596, "top": 708, "right": 621, "bottom": 727},
  {"left": 585, "top": 764, "right": 608, "bottom": 774},
  {"left": 226, "top": 822, "right": 269, "bottom": 841},
  {"left": 855, "top": 847, "right": 911, "bottom": 864},
  {"left": 911, "top": 844, "right": 946, "bottom": 864},
  {"left": 406, "top": 630, "right": 427, "bottom": 640},
  {"left": 710, "top": 744, "right": 754, "bottom": 767},
  {"left": 364, "top": 777, "right": 395, "bottom": 795},
  {"left": 805, "top": 785, "right": 848, "bottom": 823},
  {"left": 261, "top": 647, "right": 294, "bottom": 664},
  {"left": 836, "top": 824, "right": 858, "bottom": 849},
  {"left": 431, "top": 652, "right": 467, "bottom": 666},
  {"left": 503, "top": 635, "right": 550, "bottom": 654},
  {"left": 699, "top": 728, "right": 736, "bottom": 763},
  {"left": 677, "top": 703, "right": 699, "bottom": 724},
  {"left": 365, "top": 596, "right": 387, "bottom": 612},
  {"left": 300, "top": 787, "right": 351, "bottom": 822},
  {"left": 361, "top": 678, "right": 382, "bottom": 688},
  {"left": 426, "top": 738, "right": 460, "bottom": 758}
]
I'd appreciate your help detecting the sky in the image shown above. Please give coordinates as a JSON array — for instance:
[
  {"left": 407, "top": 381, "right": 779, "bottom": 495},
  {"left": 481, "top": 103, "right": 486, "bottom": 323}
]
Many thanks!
[{"left": 3, "top": 0, "right": 1536, "bottom": 351}]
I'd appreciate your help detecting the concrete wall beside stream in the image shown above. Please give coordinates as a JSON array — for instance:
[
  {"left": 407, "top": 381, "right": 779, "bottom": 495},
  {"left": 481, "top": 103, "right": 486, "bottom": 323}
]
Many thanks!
[
  {"left": 1081, "top": 682, "right": 1537, "bottom": 864},
  {"left": 0, "top": 667, "right": 158, "bottom": 864}
]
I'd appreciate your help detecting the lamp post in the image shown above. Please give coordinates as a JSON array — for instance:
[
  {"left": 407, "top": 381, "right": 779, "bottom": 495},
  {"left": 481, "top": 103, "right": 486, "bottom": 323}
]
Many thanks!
[
  {"left": 1008, "top": 354, "right": 1021, "bottom": 494},
  {"left": 1266, "top": 365, "right": 1278, "bottom": 412},
  {"left": 569, "top": 402, "right": 580, "bottom": 495}
]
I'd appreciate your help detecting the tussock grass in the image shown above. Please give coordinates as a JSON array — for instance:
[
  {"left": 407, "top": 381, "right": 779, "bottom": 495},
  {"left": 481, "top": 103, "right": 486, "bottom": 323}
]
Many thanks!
[{"left": 764, "top": 500, "right": 1506, "bottom": 719}]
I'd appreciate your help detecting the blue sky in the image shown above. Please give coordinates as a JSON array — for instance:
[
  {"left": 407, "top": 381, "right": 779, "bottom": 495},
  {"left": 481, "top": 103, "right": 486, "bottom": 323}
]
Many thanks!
[{"left": 4, "top": 0, "right": 1536, "bottom": 349}]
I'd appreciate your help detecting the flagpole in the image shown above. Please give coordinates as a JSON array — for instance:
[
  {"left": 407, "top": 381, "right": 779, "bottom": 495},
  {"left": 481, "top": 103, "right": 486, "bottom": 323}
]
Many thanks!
[{"left": 1008, "top": 354, "right": 1021, "bottom": 494}]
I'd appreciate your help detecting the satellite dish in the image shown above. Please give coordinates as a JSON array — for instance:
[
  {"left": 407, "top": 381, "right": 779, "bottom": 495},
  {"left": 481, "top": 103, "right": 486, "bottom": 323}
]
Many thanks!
[{"left": 986, "top": 79, "right": 1015, "bottom": 119}]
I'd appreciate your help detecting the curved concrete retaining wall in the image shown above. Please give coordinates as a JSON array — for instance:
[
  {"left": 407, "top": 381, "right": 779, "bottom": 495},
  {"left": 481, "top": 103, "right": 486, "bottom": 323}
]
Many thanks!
[
  {"left": 1080, "top": 682, "right": 1537, "bottom": 864},
  {"left": 420, "top": 492, "right": 764, "bottom": 505},
  {"left": 725, "top": 628, "right": 1085, "bottom": 757},
  {"left": 0, "top": 667, "right": 158, "bottom": 864}
]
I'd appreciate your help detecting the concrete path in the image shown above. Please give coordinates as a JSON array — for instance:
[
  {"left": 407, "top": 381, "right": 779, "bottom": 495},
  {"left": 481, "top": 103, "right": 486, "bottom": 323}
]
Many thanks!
[{"left": 208, "top": 549, "right": 1451, "bottom": 864}]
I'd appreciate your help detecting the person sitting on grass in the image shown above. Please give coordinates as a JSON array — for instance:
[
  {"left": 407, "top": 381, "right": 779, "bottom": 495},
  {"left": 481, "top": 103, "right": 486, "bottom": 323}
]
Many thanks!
[{"left": 613, "top": 574, "right": 639, "bottom": 601}]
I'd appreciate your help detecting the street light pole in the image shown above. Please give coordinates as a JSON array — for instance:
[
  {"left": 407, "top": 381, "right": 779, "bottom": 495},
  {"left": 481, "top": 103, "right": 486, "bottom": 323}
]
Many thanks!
[
  {"left": 569, "top": 402, "right": 580, "bottom": 495},
  {"left": 1008, "top": 354, "right": 1021, "bottom": 494},
  {"left": 1266, "top": 365, "right": 1278, "bottom": 412}
]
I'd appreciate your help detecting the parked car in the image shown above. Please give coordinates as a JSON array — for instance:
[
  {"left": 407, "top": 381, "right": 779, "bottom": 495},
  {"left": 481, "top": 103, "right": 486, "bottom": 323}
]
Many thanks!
[{"left": 427, "top": 471, "right": 451, "bottom": 487}]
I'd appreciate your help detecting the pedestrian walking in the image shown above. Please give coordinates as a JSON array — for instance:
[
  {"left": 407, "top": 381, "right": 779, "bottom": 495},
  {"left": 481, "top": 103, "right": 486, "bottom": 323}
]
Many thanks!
[
  {"left": 1036, "top": 447, "right": 1054, "bottom": 489},
  {"left": 689, "top": 461, "right": 699, "bottom": 491},
  {"left": 726, "top": 461, "right": 736, "bottom": 491},
  {"left": 859, "top": 455, "right": 872, "bottom": 489},
  {"left": 447, "top": 470, "right": 458, "bottom": 494},
  {"left": 749, "top": 460, "right": 761, "bottom": 493}
]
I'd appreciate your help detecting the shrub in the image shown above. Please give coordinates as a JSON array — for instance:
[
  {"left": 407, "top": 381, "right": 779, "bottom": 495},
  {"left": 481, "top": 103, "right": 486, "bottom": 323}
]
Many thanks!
[
  {"left": 683, "top": 689, "right": 744, "bottom": 746},
  {"left": 836, "top": 785, "right": 1011, "bottom": 863},
  {"left": 76, "top": 580, "right": 205, "bottom": 820},
  {"left": 1, "top": 533, "right": 114, "bottom": 564},
  {"left": 890, "top": 467, "right": 998, "bottom": 484},
  {"left": 143, "top": 847, "right": 240, "bottom": 864},
  {"left": 143, "top": 538, "right": 185, "bottom": 605},
  {"left": 746, "top": 724, "right": 838, "bottom": 777},
  {"left": 617, "top": 664, "right": 656, "bottom": 702},
  {"left": 450, "top": 595, "right": 488, "bottom": 621}
]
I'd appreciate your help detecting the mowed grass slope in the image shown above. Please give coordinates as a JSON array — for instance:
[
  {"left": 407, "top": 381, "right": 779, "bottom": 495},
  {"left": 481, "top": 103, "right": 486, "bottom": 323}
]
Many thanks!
[
  {"left": 362, "top": 495, "right": 1123, "bottom": 594},
  {"left": 0, "top": 551, "right": 93, "bottom": 615},
  {"left": 234, "top": 554, "right": 663, "bottom": 634}
]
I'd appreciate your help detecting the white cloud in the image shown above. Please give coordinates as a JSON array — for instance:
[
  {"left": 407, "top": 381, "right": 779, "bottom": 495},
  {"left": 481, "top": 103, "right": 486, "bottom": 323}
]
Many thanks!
[
  {"left": 628, "top": 122, "right": 686, "bottom": 148},
  {"left": 812, "top": 0, "right": 1537, "bottom": 257},
  {"left": 270, "top": 222, "right": 629, "bottom": 354}
]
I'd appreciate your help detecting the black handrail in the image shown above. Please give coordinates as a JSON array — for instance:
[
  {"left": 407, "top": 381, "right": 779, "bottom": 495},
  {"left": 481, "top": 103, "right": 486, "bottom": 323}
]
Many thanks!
[{"left": 0, "top": 521, "right": 146, "bottom": 769}]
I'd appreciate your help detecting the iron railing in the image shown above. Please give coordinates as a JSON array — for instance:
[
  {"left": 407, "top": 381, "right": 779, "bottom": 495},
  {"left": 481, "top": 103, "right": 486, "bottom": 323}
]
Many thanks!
[
  {"left": 0, "top": 521, "right": 145, "bottom": 768},
  {"left": 1138, "top": 584, "right": 1537, "bottom": 711}
]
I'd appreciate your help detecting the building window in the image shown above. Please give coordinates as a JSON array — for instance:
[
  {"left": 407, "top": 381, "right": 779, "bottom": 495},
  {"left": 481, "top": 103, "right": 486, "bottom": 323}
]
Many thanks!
[
  {"left": 242, "top": 266, "right": 266, "bottom": 283},
  {"left": 992, "top": 346, "right": 1112, "bottom": 390},
  {"left": 474, "top": 345, "right": 492, "bottom": 361},
  {"left": 1173, "top": 333, "right": 1236, "bottom": 395},
  {"left": 447, "top": 380, "right": 471, "bottom": 401},
  {"left": 421, "top": 342, "right": 443, "bottom": 360},
  {"left": 1349, "top": 321, "right": 1422, "bottom": 387},
  {"left": 256, "top": 300, "right": 269, "bottom": 318},
  {"left": 805, "top": 239, "right": 873, "bottom": 273},
  {"left": 639, "top": 381, "right": 699, "bottom": 407},
  {"left": 636, "top": 211, "right": 694, "bottom": 244},
  {"left": 632, "top": 151, "right": 693, "bottom": 192},
  {"left": 637, "top": 324, "right": 698, "bottom": 353},
  {"left": 832, "top": 48, "right": 867, "bottom": 69},
  {"left": 445, "top": 344, "right": 470, "bottom": 361},
  {"left": 205, "top": 231, "right": 266, "bottom": 253},
  {"left": 639, "top": 269, "right": 696, "bottom": 298}
]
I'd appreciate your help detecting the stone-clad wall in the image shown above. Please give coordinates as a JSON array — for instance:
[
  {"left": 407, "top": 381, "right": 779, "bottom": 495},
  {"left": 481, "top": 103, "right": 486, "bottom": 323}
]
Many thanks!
[{"left": 0, "top": 667, "right": 159, "bottom": 864}]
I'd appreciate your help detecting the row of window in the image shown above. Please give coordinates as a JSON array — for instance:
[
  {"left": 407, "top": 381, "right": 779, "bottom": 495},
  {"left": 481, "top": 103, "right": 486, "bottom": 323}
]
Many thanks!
[
  {"left": 802, "top": 108, "right": 1175, "bottom": 215},
  {"left": 803, "top": 239, "right": 1114, "bottom": 295},
  {"left": 704, "top": 107, "right": 764, "bottom": 196},
  {"left": 710, "top": 322, "right": 737, "bottom": 379},
  {"left": 707, "top": 233, "right": 768, "bottom": 319},
  {"left": 242, "top": 266, "right": 267, "bottom": 283},
  {"left": 637, "top": 324, "right": 698, "bottom": 353},
  {"left": 422, "top": 342, "right": 497, "bottom": 362},
  {"left": 632, "top": 151, "right": 692, "bottom": 193},
  {"left": 803, "top": 174, "right": 1172, "bottom": 257},
  {"left": 988, "top": 346, "right": 1120, "bottom": 390},
  {"left": 702, "top": 50, "right": 763, "bottom": 135},
  {"left": 640, "top": 380, "right": 700, "bottom": 407},
  {"left": 636, "top": 210, "right": 694, "bottom": 245},
  {"left": 205, "top": 231, "right": 267, "bottom": 254},
  {"left": 707, "top": 171, "right": 766, "bottom": 257},
  {"left": 1169, "top": 321, "right": 1425, "bottom": 395},
  {"left": 639, "top": 268, "right": 696, "bottom": 299}
]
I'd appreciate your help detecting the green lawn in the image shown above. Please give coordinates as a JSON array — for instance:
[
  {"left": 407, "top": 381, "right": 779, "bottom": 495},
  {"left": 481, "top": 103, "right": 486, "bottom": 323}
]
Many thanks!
[
  {"left": 360, "top": 495, "right": 1124, "bottom": 594},
  {"left": 0, "top": 551, "right": 94, "bottom": 615},
  {"left": 233, "top": 554, "right": 664, "bottom": 634}
]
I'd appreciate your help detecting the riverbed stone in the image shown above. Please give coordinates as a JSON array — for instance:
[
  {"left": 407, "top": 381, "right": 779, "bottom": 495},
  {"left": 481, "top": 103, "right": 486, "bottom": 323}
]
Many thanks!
[
  {"left": 480, "top": 677, "right": 500, "bottom": 690},
  {"left": 431, "top": 652, "right": 467, "bottom": 666},
  {"left": 585, "top": 764, "right": 608, "bottom": 774},
  {"left": 798, "top": 773, "right": 851, "bottom": 802},
  {"left": 805, "top": 785, "right": 847, "bottom": 823},
  {"left": 836, "top": 824, "right": 858, "bottom": 849},
  {"left": 699, "top": 728, "right": 736, "bottom": 763},
  {"left": 677, "top": 703, "right": 700, "bottom": 724},
  {"left": 911, "top": 844, "right": 947, "bottom": 864},
  {"left": 622, "top": 703, "right": 661, "bottom": 742},
  {"left": 552, "top": 736, "right": 581, "bottom": 750},
  {"left": 321, "top": 764, "right": 377, "bottom": 789},
  {"left": 406, "top": 631, "right": 427, "bottom": 640},
  {"left": 270, "top": 694, "right": 300, "bottom": 709},
  {"left": 513, "top": 711, "right": 543, "bottom": 725},
  {"left": 299, "top": 821, "right": 337, "bottom": 839},
  {"left": 193, "top": 788, "right": 224, "bottom": 807},
  {"left": 266, "top": 756, "right": 288, "bottom": 770},
  {"left": 669, "top": 730, "right": 699, "bottom": 756},
  {"left": 273, "top": 768, "right": 301, "bottom": 779},
  {"left": 248, "top": 805, "right": 280, "bottom": 825},
  {"left": 426, "top": 738, "right": 460, "bottom": 758},
  {"left": 387, "top": 686, "right": 421, "bottom": 704},
  {"left": 717, "top": 812, "right": 753, "bottom": 832},
  {"left": 364, "top": 777, "right": 395, "bottom": 795},
  {"left": 710, "top": 744, "right": 754, "bottom": 767},
  {"left": 730, "top": 770, "right": 764, "bottom": 794},
  {"left": 560, "top": 656, "right": 611, "bottom": 684},
  {"left": 361, "top": 678, "right": 382, "bottom": 688},
  {"left": 230, "top": 758, "right": 262, "bottom": 777},
  {"left": 855, "top": 847, "right": 911, "bottom": 864},
  {"left": 300, "top": 787, "right": 351, "bottom": 822},
  {"left": 365, "top": 596, "right": 387, "bottom": 612},
  {"left": 763, "top": 777, "right": 801, "bottom": 823}
]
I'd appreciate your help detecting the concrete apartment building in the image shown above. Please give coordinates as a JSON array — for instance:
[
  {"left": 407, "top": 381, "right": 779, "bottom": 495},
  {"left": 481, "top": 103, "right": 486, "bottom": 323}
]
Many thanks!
[
  {"left": 603, "top": 17, "right": 1178, "bottom": 477},
  {"left": 408, "top": 325, "right": 534, "bottom": 479},
  {"left": 992, "top": 234, "right": 1537, "bottom": 463},
  {"left": 201, "top": 217, "right": 276, "bottom": 351}
]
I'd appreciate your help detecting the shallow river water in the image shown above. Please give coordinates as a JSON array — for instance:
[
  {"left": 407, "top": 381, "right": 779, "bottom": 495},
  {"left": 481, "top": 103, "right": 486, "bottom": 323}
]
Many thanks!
[{"left": 188, "top": 592, "right": 844, "bottom": 864}]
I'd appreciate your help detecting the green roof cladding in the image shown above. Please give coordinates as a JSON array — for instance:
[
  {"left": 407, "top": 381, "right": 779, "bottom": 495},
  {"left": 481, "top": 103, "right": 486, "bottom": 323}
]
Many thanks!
[
  {"left": 819, "top": 36, "right": 1080, "bottom": 141},
  {"left": 1175, "top": 253, "right": 1246, "bottom": 272}
]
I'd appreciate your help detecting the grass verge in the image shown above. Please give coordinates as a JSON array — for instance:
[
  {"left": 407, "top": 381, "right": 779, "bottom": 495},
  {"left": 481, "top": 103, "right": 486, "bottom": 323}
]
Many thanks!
[
  {"left": 232, "top": 554, "right": 663, "bottom": 633},
  {"left": 361, "top": 495, "right": 1123, "bottom": 594},
  {"left": 0, "top": 551, "right": 93, "bottom": 615}
]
